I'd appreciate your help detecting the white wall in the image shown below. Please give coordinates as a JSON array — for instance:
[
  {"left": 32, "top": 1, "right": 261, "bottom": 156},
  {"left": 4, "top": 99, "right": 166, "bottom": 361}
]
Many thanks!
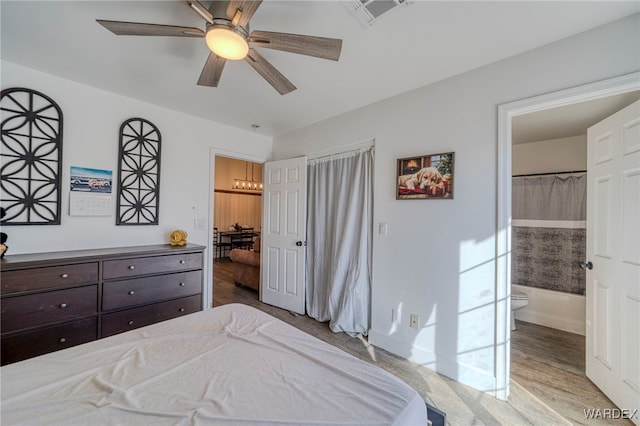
[
  {"left": 512, "top": 135, "right": 587, "bottom": 175},
  {"left": 272, "top": 14, "right": 640, "bottom": 394},
  {"left": 1, "top": 61, "right": 271, "bottom": 256}
]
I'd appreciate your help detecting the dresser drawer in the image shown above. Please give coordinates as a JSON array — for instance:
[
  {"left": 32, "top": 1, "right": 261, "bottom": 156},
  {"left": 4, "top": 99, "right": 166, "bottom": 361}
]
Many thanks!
[
  {"left": 101, "top": 294, "right": 202, "bottom": 337},
  {"left": 1, "top": 262, "right": 98, "bottom": 295},
  {"left": 102, "top": 270, "right": 202, "bottom": 311},
  {"left": 1, "top": 317, "right": 97, "bottom": 366},
  {"left": 103, "top": 253, "right": 203, "bottom": 280},
  {"left": 1, "top": 285, "right": 98, "bottom": 333}
]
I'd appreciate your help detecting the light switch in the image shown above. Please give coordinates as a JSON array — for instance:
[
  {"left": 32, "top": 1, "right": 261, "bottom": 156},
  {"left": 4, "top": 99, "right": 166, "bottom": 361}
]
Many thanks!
[{"left": 379, "top": 222, "right": 388, "bottom": 235}]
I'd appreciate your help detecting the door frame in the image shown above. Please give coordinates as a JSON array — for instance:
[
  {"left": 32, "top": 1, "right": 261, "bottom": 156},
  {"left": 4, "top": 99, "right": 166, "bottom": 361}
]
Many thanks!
[
  {"left": 205, "top": 147, "right": 269, "bottom": 309},
  {"left": 495, "top": 71, "right": 640, "bottom": 400}
]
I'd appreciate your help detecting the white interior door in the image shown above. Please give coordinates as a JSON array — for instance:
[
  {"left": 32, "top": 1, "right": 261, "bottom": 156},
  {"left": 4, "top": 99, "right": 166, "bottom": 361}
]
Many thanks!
[
  {"left": 260, "top": 156, "right": 307, "bottom": 314},
  {"left": 586, "top": 99, "right": 640, "bottom": 423}
]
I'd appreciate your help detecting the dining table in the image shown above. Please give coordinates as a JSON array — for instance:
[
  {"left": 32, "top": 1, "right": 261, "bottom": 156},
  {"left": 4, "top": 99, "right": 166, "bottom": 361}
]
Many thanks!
[{"left": 218, "top": 229, "right": 259, "bottom": 256}]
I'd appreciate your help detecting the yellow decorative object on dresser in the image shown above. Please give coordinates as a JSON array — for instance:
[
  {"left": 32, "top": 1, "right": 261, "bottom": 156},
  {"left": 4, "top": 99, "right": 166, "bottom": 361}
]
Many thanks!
[{"left": 169, "top": 230, "right": 188, "bottom": 246}]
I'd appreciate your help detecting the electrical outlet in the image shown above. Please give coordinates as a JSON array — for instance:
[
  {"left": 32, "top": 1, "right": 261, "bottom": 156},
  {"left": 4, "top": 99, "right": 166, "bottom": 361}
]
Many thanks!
[{"left": 410, "top": 314, "right": 419, "bottom": 330}]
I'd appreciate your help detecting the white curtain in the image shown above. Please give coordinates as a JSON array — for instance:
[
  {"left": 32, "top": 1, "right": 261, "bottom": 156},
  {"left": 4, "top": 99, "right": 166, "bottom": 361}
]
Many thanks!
[
  {"left": 512, "top": 174, "right": 587, "bottom": 221},
  {"left": 306, "top": 147, "right": 373, "bottom": 335}
]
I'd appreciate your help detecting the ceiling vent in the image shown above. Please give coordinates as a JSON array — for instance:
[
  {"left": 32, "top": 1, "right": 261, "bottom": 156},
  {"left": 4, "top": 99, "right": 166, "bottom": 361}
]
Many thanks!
[{"left": 344, "top": 0, "right": 410, "bottom": 26}]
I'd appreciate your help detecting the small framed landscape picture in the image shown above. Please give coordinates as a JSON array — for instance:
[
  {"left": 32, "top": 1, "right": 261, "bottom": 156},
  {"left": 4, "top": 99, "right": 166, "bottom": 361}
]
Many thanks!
[{"left": 396, "top": 152, "right": 454, "bottom": 200}]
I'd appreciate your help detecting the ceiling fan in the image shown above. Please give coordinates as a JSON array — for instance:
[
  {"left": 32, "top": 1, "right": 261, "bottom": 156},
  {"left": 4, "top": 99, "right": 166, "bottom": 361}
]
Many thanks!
[{"left": 97, "top": 0, "right": 343, "bottom": 95}]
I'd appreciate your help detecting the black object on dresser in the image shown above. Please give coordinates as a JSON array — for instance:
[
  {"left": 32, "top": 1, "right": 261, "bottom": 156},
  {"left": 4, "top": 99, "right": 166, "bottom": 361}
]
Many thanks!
[{"left": 0, "top": 244, "right": 205, "bottom": 365}]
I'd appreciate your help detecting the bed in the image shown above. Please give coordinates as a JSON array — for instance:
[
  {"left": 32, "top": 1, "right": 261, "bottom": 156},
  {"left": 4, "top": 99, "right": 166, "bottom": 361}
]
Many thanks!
[{"left": 1, "top": 303, "right": 428, "bottom": 425}]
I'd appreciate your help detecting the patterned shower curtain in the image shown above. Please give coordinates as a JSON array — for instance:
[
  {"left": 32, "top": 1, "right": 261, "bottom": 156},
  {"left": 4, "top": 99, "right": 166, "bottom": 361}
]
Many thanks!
[{"left": 511, "top": 173, "right": 587, "bottom": 295}]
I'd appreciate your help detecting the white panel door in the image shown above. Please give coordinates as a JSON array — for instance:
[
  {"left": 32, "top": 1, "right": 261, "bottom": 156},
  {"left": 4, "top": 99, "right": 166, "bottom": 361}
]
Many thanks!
[
  {"left": 586, "top": 99, "right": 640, "bottom": 424},
  {"left": 261, "top": 156, "right": 307, "bottom": 314}
]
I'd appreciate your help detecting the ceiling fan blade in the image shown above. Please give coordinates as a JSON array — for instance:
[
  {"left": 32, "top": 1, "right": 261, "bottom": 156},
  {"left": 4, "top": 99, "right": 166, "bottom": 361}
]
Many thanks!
[
  {"left": 197, "top": 52, "right": 227, "bottom": 87},
  {"left": 97, "top": 20, "right": 204, "bottom": 37},
  {"left": 244, "top": 48, "right": 296, "bottom": 95},
  {"left": 226, "top": 1, "right": 263, "bottom": 27},
  {"left": 249, "top": 31, "right": 342, "bottom": 61},
  {"left": 180, "top": 0, "right": 214, "bottom": 24}
]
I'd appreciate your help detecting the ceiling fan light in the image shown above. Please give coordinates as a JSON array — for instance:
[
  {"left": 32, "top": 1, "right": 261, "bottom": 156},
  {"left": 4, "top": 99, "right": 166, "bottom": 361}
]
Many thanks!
[{"left": 205, "top": 26, "right": 249, "bottom": 60}]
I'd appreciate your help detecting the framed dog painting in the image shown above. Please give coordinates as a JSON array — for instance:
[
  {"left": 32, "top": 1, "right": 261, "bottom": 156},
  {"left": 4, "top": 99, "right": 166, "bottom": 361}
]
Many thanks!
[{"left": 396, "top": 152, "right": 454, "bottom": 200}]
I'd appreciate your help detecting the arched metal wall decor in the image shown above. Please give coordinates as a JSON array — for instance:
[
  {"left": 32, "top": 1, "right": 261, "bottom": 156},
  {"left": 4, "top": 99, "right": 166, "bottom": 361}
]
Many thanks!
[
  {"left": 116, "top": 118, "right": 161, "bottom": 225},
  {"left": 1, "top": 88, "right": 64, "bottom": 225}
]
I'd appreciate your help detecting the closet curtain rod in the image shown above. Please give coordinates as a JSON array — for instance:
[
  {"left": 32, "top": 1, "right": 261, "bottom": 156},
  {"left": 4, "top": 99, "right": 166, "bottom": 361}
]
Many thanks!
[{"left": 512, "top": 170, "right": 586, "bottom": 178}]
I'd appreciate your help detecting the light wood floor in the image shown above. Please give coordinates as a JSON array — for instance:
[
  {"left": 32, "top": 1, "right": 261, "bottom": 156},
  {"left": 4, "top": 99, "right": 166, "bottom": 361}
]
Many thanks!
[{"left": 213, "top": 260, "right": 629, "bottom": 425}]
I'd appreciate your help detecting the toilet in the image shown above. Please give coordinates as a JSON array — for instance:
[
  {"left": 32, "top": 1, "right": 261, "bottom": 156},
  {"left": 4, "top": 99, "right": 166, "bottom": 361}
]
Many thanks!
[{"left": 511, "top": 290, "right": 529, "bottom": 330}]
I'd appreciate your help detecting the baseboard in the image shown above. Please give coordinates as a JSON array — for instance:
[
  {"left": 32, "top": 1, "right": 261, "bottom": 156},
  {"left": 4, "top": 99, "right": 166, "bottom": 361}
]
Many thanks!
[{"left": 368, "top": 329, "right": 498, "bottom": 396}]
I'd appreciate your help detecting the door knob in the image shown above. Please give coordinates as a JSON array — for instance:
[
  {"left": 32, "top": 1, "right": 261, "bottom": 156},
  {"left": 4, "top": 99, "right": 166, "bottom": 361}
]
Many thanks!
[
  {"left": 579, "top": 261, "right": 593, "bottom": 270},
  {"left": 296, "top": 241, "right": 306, "bottom": 247}
]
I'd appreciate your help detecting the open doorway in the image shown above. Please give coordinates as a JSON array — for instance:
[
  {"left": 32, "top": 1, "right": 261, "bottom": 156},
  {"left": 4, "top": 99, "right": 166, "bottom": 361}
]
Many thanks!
[
  {"left": 508, "top": 93, "right": 639, "bottom": 422},
  {"left": 496, "top": 72, "right": 640, "bottom": 414},
  {"left": 510, "top": 92, "right": 640, "bottom": 334},
  {"left": 212, "top": 155, "right": 263, "bottom": 307}
]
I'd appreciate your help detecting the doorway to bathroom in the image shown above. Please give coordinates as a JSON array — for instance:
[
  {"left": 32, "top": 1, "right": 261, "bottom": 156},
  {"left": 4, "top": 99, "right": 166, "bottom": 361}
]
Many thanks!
[
  {"left": 510, "top": 133, "right": 588, "bottom": 335},
  {"left": 498, "top": 74, "right": 640, "bottom": 421},
  {"left": 509, "top": 118, "right": 597, "bottom": 422}
]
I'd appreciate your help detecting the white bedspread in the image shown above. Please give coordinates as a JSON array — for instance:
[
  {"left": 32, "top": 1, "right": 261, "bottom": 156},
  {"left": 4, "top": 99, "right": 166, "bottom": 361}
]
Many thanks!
[{"left": 1, "top": 304, "right": 427, "bottom": 425}]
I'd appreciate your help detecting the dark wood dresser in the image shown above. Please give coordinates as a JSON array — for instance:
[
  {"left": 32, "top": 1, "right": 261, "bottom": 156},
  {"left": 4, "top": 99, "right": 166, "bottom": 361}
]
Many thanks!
[{"left": 1, "top": 244, "right": 205, "bottom": 365}]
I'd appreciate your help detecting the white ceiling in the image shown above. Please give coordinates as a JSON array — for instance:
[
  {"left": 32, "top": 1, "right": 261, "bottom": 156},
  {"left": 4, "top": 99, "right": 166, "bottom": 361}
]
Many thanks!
[
  {"left": 1, "top": 1, "right": 638, "bottom": 137},
  {"left": 513, "top": 90, "right": 640, "bottom": 145}
]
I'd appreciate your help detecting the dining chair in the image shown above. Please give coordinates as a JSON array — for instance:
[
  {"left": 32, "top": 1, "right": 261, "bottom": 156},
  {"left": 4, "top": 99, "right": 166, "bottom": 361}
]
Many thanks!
[
  {"left": 232, "top": 227, "right": 254, "bottom": 251},
  {"left": 214, "top": 227, "right": 232, "bottom": 259}
]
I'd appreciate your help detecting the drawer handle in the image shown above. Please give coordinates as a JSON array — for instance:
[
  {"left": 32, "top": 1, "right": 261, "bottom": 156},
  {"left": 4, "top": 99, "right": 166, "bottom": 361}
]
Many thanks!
[
  {"left": 59, "top": 337, "right": 67, "bottom": 343},
  {"left": 128, "top": 290, "right": 135, "bottom": 295},
  {"left": 59, "top": 303, "right": 68, "bottom": 308},
  {"left": 128, "top": 320, "right": 134, "bottom": 325},
  {"left": 179, "top": 260, "right": 186, "bottom": 264},
  {"left": 179, "top": 308, "right": 185, "bottom": 312},
  {"left": 128, "top": 265, "right": 135, "bottom": 270},
  {"left": 60, "top": 273, "right": 69, "bottom": 278},
  {"left": 179, "top": 282, "right": 185, "bottom": 287}
]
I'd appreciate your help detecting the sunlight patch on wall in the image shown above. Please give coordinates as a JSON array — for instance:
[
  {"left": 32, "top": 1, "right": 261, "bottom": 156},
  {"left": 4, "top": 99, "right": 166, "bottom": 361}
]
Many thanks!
[{"left": 458, "top": 238, "right": 496, "bottom": 375}]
